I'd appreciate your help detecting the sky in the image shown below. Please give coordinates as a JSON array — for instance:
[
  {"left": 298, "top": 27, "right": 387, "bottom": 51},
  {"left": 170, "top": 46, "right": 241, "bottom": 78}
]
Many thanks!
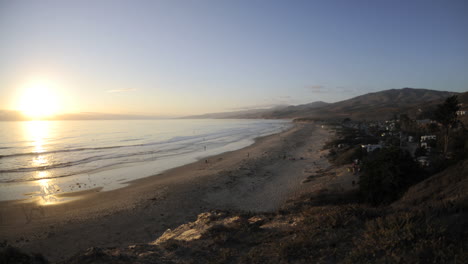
[{"left": 0, "top": 0, "right": 467, "bottom": 116}]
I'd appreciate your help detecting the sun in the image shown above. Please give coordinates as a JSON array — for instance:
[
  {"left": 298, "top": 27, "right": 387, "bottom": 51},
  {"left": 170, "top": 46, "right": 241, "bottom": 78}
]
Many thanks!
[{"left": 19, "top": 82, "right": 60, "bottom": 119}]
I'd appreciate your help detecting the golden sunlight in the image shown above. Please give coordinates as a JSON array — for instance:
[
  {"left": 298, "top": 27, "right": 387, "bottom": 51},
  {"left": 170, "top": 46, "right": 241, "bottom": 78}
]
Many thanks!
[
  {"left": 19, "top": 82, "right": 60, "bottom": 118},
  {"left": 36, "top": 178, "right": 61, "bottom": 205},
  {"left": 23, "top": 120, "right": 50, "bottom": 153}
]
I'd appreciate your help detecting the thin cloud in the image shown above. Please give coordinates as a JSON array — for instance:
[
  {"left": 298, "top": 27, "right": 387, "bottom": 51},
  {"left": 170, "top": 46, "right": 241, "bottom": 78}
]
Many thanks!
[
  {"left": 307, "top": 85, "right": 327, "bottom": 93},
  {"left": 336, "top": 86, "right": 359, "bottom": 94},
  {"left": 228, "top": 103, "right": 286, "bottom": 111},
  {"left": 307, "top": 85, "right": 358, "bottom": 94},
  {"left": 106, "top": 88, "right": 137, "bottom": 93}
]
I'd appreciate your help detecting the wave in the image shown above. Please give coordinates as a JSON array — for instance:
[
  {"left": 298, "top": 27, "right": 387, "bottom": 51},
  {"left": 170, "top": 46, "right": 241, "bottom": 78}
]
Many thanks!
[
  {"left": 0, "top": 126, "right": 256, "bottom": 160},
  {"left": 0, "top": 147, "right": 197, "bottom": 183},
  {"left": 0, "top": 133, "right": 209, "bottom": 159},
  {"left": 0, "top": 120, "right": 291, "bottom": 185}
]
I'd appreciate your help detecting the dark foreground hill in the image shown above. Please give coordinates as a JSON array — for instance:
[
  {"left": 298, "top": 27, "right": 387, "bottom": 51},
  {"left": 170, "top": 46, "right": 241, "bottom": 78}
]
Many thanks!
[
  {"left": 68, "top": 160, "right": 468, "bottom": 263},
  {"left": 4, "top": 158, "right": 466, "bottom": 263}
]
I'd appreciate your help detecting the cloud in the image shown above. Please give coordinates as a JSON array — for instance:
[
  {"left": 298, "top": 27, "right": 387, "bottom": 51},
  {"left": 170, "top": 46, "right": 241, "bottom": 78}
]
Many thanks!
[
  {"left": 227, "top": 96, "right": 295, "bottom": 111},
  {"left": 306, "top": 85, "right": 359, "bottom": 94},
  {"left": 106, "top": 88, "right": 137, "bottom": 93},
  {"left": 307, "top": 85, "right": 327, "bottom": 93},
  {"left": 335, "top": 86, "right": 359, "bottom": 94},
  {"left": 227, "top": 103, "right": 286, "bottom": 111}
]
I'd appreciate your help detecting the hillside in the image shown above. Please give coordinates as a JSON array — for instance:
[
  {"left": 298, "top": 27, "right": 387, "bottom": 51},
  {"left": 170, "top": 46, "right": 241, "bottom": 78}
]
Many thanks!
[
  {"left": 316, "top": 88, "right": 456, "bottom": 119},
  {"left": 52, "top": 159, "right": 467, "bottom": 263},
  {"left": 187, "top": 88, "right": 459, "bottom": 121},
  {"left": 2, "top": 128, "right": 467, "bottom": 263},
  {"left": 182, "top": 101, "right": 328, "bottom": 119}
]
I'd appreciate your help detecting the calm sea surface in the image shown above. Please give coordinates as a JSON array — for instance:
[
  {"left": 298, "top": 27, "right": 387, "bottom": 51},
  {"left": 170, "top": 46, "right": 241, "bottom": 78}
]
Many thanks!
[{"left": 0, "top": 119, "right": 290, "bottom": 203}]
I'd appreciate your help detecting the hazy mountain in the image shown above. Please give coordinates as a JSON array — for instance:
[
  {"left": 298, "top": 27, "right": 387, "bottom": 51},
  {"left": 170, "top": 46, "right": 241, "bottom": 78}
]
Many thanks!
[
  {"left": 181, "top": 105, "right": 288, "bottom": 119},
  {"left": 183, "top": 101, "right": 329, "bottom": 119},
  {"left": 0, "top": 111, "right": 169, "bottom": 121},
  {"left": 55, "top": 112, "right": 168, "bottom": 120},
  {"left": 191, "top": 88, "right": 458, "bottom": 120},
  {"left": 0, "top": 110, "right": 27, "bottom": 121},
  {"left": 1, "top": 88, "right": 462, "bottom": 121},
  {"left": 301, "top": 88, "right": 458, "bottom": 120}
]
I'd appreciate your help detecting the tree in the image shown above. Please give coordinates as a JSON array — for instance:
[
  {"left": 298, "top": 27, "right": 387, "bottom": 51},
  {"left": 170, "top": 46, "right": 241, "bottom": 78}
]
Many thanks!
[
  {"left": 433, "top": 96, "right": 460, "bottom": 154},
  {"left": 358, "top": 147, "right": 423, "bottom": 205}
]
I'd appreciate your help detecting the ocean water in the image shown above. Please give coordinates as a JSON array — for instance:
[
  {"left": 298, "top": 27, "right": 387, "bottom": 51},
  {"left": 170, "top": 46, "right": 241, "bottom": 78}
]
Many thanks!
[{"left": 0, "top": 119, "right": 290, "bottom": 203}]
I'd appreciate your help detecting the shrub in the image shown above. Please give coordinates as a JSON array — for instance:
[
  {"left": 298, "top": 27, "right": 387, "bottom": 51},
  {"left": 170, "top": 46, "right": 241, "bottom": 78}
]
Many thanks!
[
  {"left": 358, "top": 147, "right": 424, "bottom": 205},
  {"left": 346, "top": 211, "right": 467, "bottom": 263}
]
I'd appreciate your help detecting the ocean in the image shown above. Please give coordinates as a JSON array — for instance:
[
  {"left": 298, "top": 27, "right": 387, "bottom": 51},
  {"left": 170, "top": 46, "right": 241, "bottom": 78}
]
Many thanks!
[{"left": 0, "top": 119, "right": 290, "bottom": 203}]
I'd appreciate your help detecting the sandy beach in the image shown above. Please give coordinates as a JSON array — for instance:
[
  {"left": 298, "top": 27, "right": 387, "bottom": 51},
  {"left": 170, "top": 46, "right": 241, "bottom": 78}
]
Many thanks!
[{"left": 0, "top": 122, "right": 356, "bottom": 262}]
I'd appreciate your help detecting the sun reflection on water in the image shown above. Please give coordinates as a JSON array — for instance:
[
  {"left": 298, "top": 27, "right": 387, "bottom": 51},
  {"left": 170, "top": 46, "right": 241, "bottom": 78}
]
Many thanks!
[
  {"left": 33, "top": 155, "right": 48, "bottom": 166},
  {"left": 23, "top": 120, "right": 50, "bottom": 153},
  {"left": 22, "top": 121, "right": 66, "bottom": 205},
  {"left": 36, "top": 178, "right": 61, "bottom": 205}
]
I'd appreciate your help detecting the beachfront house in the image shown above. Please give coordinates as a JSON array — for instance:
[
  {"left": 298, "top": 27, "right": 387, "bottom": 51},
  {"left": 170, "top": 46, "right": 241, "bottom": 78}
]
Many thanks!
[
  {"left": 420, "top": 135, "right": 436, "bottom": 149},
  {"left": 416, "top": 156, "right": 430, "bottom": 167},
  {"left": 361, "top": 144, "right": 382, "bottom": 153},
  {"left": 421, "top": 135, "right": 436, "bottom": 141}
]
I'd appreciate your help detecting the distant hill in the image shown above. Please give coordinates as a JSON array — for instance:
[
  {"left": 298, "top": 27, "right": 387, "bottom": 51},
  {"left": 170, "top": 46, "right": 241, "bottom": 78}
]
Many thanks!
[
  {"left": 2, "top": 88, "right": 462, "bottom": 122},
  {"left": 299, "top": 88, "right": 458, "bottom": 120},
  {"left": 403, "top": 90, "right": 468, "bottom": 120},
  {"left": 186, "top": 88, "right": 459, "bottom": 121},
  {"left": 182, "top": 102, "right": 328, "bottom": 119},
  {"left": 0, "top": 111, "right": 168, "bottom": 121},
  {"left": 0, "top": 110, "right": 27, "bottom": 121}
]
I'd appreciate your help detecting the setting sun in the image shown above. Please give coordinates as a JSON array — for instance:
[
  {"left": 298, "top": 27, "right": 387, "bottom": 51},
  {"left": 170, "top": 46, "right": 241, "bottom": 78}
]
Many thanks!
[{"left": 19, "top": 83, "right": 60, "bottom": 119}]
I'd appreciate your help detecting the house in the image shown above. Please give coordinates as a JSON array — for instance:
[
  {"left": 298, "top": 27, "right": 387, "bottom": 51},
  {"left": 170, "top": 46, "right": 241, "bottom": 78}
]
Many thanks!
[
  {"left": 420, "top": 135, "right": 436, "bottom": 149},
  {"left": 416, "top": 156, "right": 430, "bottom": 167},
  {"left": 385, "top": 120, "right": 397, "bottom": 131},
  {"left": 361, "top": 144, "right": 382, "bottom": 153},
  {"left": 457, "top": 110, "right": 466, "bottom": 116},
  {"left": 420, "top": 135, "right": 436, "bottom": 142}
]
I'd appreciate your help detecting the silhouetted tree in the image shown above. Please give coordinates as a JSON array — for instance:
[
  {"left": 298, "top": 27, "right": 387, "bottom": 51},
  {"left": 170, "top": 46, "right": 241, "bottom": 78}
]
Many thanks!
[
  {"left": 433, "top": 96, "right": 460, "bottom": 154},
  {"left": 399, "top": 114, "right": 412, "bottom": 132},
  {"left": 359, "top": 147, "right": 423, "bottom": 205},
  {"left": 342, "top": 117, "right": 351, "bottom": 123}
]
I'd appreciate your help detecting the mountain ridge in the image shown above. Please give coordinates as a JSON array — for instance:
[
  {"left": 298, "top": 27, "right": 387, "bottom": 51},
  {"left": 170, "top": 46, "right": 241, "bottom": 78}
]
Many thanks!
[{"left": 186, "top": 88, "right": 461, "bottom": 120}]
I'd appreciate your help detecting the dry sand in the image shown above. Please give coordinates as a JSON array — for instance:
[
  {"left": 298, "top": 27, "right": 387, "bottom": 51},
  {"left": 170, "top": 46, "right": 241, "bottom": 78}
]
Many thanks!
[{"left": 0, "top": 122, "right": 356, "bottom": 262}]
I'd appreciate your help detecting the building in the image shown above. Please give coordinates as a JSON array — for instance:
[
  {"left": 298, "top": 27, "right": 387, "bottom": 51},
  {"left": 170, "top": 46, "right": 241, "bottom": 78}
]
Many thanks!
[
  {"left": 361, "top": 144, "right": 382, "bottom": 153},
  {"left": 416, "top": 156, "right": 430, "bottom": 167},
  {"left": 420, "top": 135, "right": 436, "bottom": 142}
]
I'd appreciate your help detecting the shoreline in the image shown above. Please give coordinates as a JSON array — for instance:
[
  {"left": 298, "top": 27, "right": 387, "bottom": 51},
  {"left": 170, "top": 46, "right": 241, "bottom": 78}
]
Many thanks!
[
  {"left": 0, "top": 120, "right": 294, "bottom": 202},
  {"left": 0, "top": 122, "right": 352, "bottom": 262}
]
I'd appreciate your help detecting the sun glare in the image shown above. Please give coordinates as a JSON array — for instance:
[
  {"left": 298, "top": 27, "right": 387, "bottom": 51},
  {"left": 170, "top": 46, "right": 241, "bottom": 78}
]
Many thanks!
[{"left": 19, "top": 83, "right": 60, "bottom": 119}]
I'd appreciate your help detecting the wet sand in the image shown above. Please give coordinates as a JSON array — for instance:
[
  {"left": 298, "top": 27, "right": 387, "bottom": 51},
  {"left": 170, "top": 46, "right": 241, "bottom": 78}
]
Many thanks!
[{"left": 0, "top": 122, "right": 351, "bottom": 262}]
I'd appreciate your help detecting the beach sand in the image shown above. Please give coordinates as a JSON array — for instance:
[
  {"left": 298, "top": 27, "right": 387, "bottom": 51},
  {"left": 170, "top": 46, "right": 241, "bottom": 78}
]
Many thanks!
[{"left": 0, "top": 122, "right": 356, "bottom": 262}]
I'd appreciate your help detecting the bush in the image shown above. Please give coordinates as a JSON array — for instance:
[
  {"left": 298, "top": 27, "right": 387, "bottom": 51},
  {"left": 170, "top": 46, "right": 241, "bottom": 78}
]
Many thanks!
[
  {"left": 347, "top": 211, "right": 467, "bottom": 263},
  {"left": 414, "top": 147, "right": 427, "bottom": 157},
  {"left": 358, "top": 147, "right": 424, "bottom": 205},
  {"left": 0, "top": 246, "right": 48, "bottom": 264}
]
